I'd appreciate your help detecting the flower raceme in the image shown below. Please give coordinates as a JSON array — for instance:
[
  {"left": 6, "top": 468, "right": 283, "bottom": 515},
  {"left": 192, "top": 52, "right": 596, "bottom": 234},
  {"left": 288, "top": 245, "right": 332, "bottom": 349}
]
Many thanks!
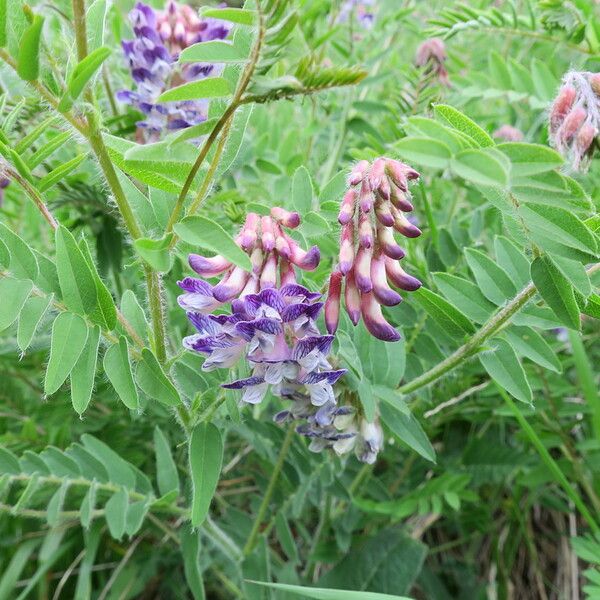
[
  {"left": 549, "top": 71, "right": 600, "bottom": 171},
  {"left": 118, "top": 1, "right": 230, "bottom": 141},
  {"left": 178, "top": 207, "right": 320, "bottom": 313},
  {"left": 325, "top": 158, "right": 422, "bottom": 342},
  {"left": 415, "top": 38, "right": 449, "bottom": 86}
]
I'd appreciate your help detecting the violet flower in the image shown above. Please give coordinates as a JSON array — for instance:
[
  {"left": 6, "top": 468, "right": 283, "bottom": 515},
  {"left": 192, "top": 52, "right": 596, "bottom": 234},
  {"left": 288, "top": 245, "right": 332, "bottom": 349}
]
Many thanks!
[
  {"left": 548, "top": 71, "right": 600, "bottom": 171},
  {"left": 118, "top": 1, "right": 230, "bottom": 141},
  {"left": 337, "top": 0, "right": 376, "bottom": 30},
  {"left": 324, "top": 158, "right": 422, "bottom": 342}
]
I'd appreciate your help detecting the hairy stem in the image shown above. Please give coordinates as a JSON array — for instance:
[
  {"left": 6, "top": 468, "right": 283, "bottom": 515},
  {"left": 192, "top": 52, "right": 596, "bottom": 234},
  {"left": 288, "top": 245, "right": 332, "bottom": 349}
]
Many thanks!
[
  {"left": 242, "top": 425, "right": 294, "bottom": 557},
  {"left": 400, "top": 262, "right": 600, "bottom": 398}
]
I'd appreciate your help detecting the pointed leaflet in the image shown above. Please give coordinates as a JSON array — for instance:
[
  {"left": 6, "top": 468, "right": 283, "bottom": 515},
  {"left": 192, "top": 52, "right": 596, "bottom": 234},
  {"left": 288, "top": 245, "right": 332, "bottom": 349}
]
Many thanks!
[
  {"left": 494, "top": 235, "right": 530, "bottom": 289},
  {"left": 0, "top": 222, "right": 38, "bottom": 281},
  {"left": 103, "top": 337, "right": 139, "bottom": 410},
  {"left": 395, "top": 137, "right": 452, "bottom": 170},
  {"left": 432, "top": 273, "right": 495, "bottom": 323},
  {"left": 531, "top": 256, "right": 580, "bottom": 329},
  {"left": 181, "top": 526, "right": 206, "bottom": 600},
  {"left": 434, "top": 104, "right": 494, "bottom": 147},
  {"left": 55, "top": 226, "right": 97, "bottom": 315},
  {"left": 292, "top": 165, "right": 313, "bottom": 213},
  {"left": 179, "top": 40, "right": 248, "bottom": 63},
  {"left": 136, "top": 349, "right": 180, "bottom": 406},
  {"left": 17, "top": 294, "right": 52, "bottom": 353},
  {"left": 189, "top": 423, "right": 223, "bottom": 526},
  {"left": 154, "top": 426, "right": 180, "bottom": 496},
  {"left": 412, "top": 287, "right": 475, "bottom": 338},
  {"left": 157, "top": 77, "right": 232, "bottom": 102},
  {"left": 379, "top": 401, "right": 436, "bottom": 463},
  {"left": 44, "top": 312, "right": 89, "bottom": 395},
  {"left": 120, "top": 290, "right": 148, "bottom": 343},
  {"left": 78, "top": 236, "right": 117, "bottom": 329},
  {"left": 0, "top": 278, "right": 32, "bottom": 331},
  {"left": 174, "top": 216, "right": 252, "bottom": 271},
  {"left": 479, "top": 338, "right": 532, "bottom": 404},
  {"left": 80, "top": 434, "right": 136, "bottom": 489},
  {"left": 70, "top": 325, "right": 100, "bottom": 414},
  {"left": 105, "top": 486, "right": 128, "bottom": 539},
  {"left": 247, "top": 582, "right": 412, "bottom": 600},
  {"left": 503, "top": 326, "right": 561, "bottom": 373},
  {"left": 452, "top": 149, "right": 509, "bottom": 187},
  {"left": 465, "top": 248, "right": 516, "bottom": 305}
]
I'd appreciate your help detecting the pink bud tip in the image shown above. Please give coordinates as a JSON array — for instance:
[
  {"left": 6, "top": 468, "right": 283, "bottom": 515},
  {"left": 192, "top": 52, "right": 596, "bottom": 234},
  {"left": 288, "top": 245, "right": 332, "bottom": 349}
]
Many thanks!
[
  {"left": 260, "top": 216, "right": 275, "bottom": 251},
  {"left": 288, "top": 239, "right": 320, "bottom": 271},
  {"left": 390, "top": 184, "right": 414, "bottom": 212},
  {"left": 558, "top": 107, "right": 587, "bottom": 144},
  {"left": 324, "top": 271, "right": 342, "bottom": 335},
  {"left": 385, "top": 257, "right": 421, "bottom": 291},
  {"left": 338, "top": 189, "right": 357, "bottom": 225},
  {"left": 360, "top": 291, "right": 401, "bottom": 342},
  {"left": 271, "top": 207, "right": 300, "bottom": 229},
  {"left": 259, "top": 253, "right": 278, "bottom": 289},
  {"left": 359, "top": 179, "right": 373, "bottom": 212},
  {"left": 358, "top": 212, "right": 373, "bottom": 248},
  {"left": 344, "top": 269, "right": 361, "bottom": 326},
  {"left": 189, "top": 254, "right": 232, "bottom": 277},
  {"left": 375, "top": 200, "right": 394, "bottom": 228},
  {"left": 550, "top": 86, "right": 577, "bottom": 133},
  {"left": 213, "top": 266, "right": 250, "bottom": 302},
  {"left": 371, "top": 251, "right": 403, "bottom": 306},
  {"left": 369, "top": 158, "right": 387, "bottom": 190},
  {"left": 355, "top": 246, "right": 373, "bottom": 293},
  {"left": 393, "top": 212, "right": 422, "bottom": 238},
  {"left": 377, "top": 224, "right": 405, "bottom": 260},
  {"left": 348, "top": 160, "right": 370, "bottom": 185},
  {"left": 240, "top": 213, "right": 259, "bottom": 250},
  {"left": 339, "top": 224, "right": 355, "bottom": 276},
  {"left": 279, "top": 258, "right": 297, "bottom": 286}
]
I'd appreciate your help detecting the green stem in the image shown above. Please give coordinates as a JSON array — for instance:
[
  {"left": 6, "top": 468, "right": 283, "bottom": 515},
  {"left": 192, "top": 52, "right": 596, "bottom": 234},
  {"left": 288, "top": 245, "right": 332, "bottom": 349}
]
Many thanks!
[
  {"left": 242, "top": 425, "right": 294, "bottom": 557},
  {"left": 496, "top": 384, "right": 600, "bottom": 535},
  {"left": 145, "top": 267, "right": 167, "bottom": 363},
  {"left": 71, "top": 0, "right": 88, "bottom": 60},
  {"left": 400, "top": 262, "right": 600, "bottom": 398}
]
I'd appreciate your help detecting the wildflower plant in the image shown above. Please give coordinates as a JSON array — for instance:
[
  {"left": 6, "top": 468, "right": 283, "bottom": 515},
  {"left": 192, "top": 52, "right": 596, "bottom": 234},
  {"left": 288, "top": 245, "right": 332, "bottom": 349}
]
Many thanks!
[{"left": 0, "top": 0, "right": 599, "bottom": 598}]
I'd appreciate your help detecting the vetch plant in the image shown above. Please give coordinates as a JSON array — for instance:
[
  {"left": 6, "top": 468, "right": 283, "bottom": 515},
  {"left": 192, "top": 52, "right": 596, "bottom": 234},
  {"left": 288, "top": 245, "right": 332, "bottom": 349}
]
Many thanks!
[{"left": 0, "top": 1, "right": 599, "bottom": 598}]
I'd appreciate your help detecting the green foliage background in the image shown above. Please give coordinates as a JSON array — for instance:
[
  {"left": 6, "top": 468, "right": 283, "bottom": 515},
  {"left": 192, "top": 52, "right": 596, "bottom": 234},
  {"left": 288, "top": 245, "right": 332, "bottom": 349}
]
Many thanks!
[{"left": 0, "top": 0, "right": 599, "bottom": 598}]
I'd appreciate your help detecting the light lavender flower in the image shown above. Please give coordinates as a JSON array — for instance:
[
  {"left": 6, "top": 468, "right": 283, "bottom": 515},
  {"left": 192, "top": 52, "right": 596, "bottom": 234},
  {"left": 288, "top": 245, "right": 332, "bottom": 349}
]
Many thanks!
[
  {"left": 337, "top": 0, "right": 376, "bottom": 30},
  {"left": 118, "top": 1, "right": 230, "bottom": 141},
  {"left": 493, "top": 125, "right": 524, "bottom": 142}
]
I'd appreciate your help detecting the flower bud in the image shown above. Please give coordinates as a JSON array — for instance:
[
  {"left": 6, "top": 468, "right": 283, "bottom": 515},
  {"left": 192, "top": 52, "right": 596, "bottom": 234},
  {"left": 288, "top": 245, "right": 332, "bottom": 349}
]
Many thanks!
[
  {"left": 339, "top": 223, "right": 355, "bottom": 275},
  {"left": 371, "top": 250, "right": 402, "bottom": 306},
  {"left": 324, "top": 271, "right": 342, "bottom": 335},
  {"left": 358, "top": 211, "right": 373, "bottom": 248},
  {"left": 359, "top": 179, "right": 373, "bottom": 213},
  {"left": 344, "top": 268, "right": 361, "bottom": 325},
  {"left": 360, "top": 291, "right": 401, "bottom": 342},
  {"left": 375, "top": 199, "right": 394, "bottom": 227},
  {"left": 354, "top": 245, "right": 373, "bottom": 293},
  {"left": 189, "top": 253, "right": 231, "bottom": 277},
  {"left": 213, "top": 265, "right": 250, "bottom": 302},
  {"left": 240, "top": 213, "right": 259, "bottom": 250},
  {"left": 385, "top": 257, "right": 421, "bottom": 291},
  {"left": 377, "top": 224, "right": 405, "bottom": 260},
  {"left": 260, "top": 253, "right": 278, "bottom": 289},
  {"left": 260, "top": 216, "right": 275, "bottom": 251},
  {"left": 279, "top": 258, "right": 297, "bottom": 286},
  {"left": 550, "top": 86, "right": 577, "bottom": 133},
  {"left": 271, "top": 207, "right": 300, "bottom": 229},
  {"left": 338, "top": 189, "right": 357, "bottom": 225},
  {"left": 348, "top": 159, "right": 369, "bottom": 185},
  {"left": 591, "top": 73, "right": 600, "bottom": 97}
]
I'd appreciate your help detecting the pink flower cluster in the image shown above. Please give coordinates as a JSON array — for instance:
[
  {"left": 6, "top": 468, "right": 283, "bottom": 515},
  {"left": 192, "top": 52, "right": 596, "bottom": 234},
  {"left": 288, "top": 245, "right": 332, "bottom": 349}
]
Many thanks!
[
  {"left": 180, "top": 207, "right": 320, "bottom": 313},
  {"left": 324, "top": 158, "right": 422, "bottom": 342},
  {"left": 549, "top": 72, "right": 600, "bottom": 171},
  {"left": 415, "top": 38, "right": 449, "bottom": 86}
]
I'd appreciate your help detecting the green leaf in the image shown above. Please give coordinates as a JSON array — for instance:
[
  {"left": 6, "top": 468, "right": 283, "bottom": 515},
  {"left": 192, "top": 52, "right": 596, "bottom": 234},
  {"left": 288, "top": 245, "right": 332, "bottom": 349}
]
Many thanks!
[
  {"left": 380, "top": 401, "right": 436, "bottom": 462},
  {"left": 44, "top": 312, "right": 89, "bottom": 395},
  {"left": 452, "top": 149, "right": 508, "bottom": 187},
  {"left": 496, "top": 142, "right": 563, "bottom": 176},
  {"left": 154, "top": 426, "right": 180, "bottom": 497},
  {"left": 189, "top": 422, "right": 223, "bottom": 526},
  {"left": 16, "top": 13, "right": 43, "bottom": 81},
  {"left": 86, "top": 0, "right": 108, "bottom": 52},
  {"left": 135, "top": 348, "right": 180, "bottom": 406},
  {"left": 413, "top": 287, "right": 475, "bottom": 338},
  {"left": 59, "top": 46, "right": 111, "bottom": 111},
  {"left": 479, "top": 338, "right": 532, "bottom": 404},
  {"left": 181, "top": 526, "right": 206, "bottom": 600},
  {"left": 201, "top": 7, "right": 256, "bottom": 25},
  {"left": 105, "top": 487, "right": 128, "bottom": 539},
  {"left": 133, "top": 235, "right": 173, "bottom": 273},
  {"left": 0, "top": 540, "right": 39, "bottom": 600},
  {"left": 180, "top": 40, "right": 247, "bottom": 63},
  {"left": 0, "top": 446, "right": 20, "bottom": 474},
  {"left": 81, "top": 434, "right": 136, "bottom": 489},
  {"left": 494, "top": 235, "right": 530, "bottom": 290},
  {"left": 552, "top": 255, "right": 592, "bottom": 297},
  {"left": 531, "top": 256, "right": 580, "bottom": 329},
  {"left": 103, "top": 337, "right": 139, "bottom": 410},
  {"left": 464, "top": 248, "right": 516, "bottom": 305},
  {"left": 247, "top": 582, "right": 413, "bottom": 600},
  {"left": 120, "top": 290, "right": 148, "bottom": 343},
  {"left": 0, "top": 278, "right": 32, "bottom": 331},
  {"left": 78, "top": 236, "right": 117, "bottom": 330},
  {"left": 174, "top": 216, "right": 252, "bottom": 271},
  {"left": 37, "top": 153, "right": 87, "bottom": 192},
  {"left": 434, "top": 104, "right": 494, "bottom": 147},
  {"left": 520, "top": 203, "right": 598, "bottom": 256},
  {"left": 582, "top": 294, "right": 600, "bottom": 320},
  {"left": 292, "top": 165, "right": 313, "bottom": 213},
  {"left": 0, "top": 222, "right": 39, "bottom": 281},
  {"left": 394, "top": 137, "right": 452, "bottom": 169},
  {"left": 70, "top": 325, "right": 100, "bottom": 414},
  {"left": 157, "top": 77, "right": 232, "bottom": 102},
  {"left": 504, "top": 326, "right": 561, "bottom": 373},
  {"left": 432, "top": 272, "right": 496, "bottom": 323},
  {"left": 318, "top": 527, "right": 426, "bottom": 595},
  {"left": 0, "top": 0, "right": 7, "bottom": 48},
  {"left": 55, "top": 226, "right": 97, "bottom": 315}
]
